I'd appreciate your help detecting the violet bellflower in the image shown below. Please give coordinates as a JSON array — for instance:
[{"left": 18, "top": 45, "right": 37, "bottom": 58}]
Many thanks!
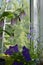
[
  {"left": 27, "top": 34, "right": 34, "bottom": 40},
  {"left": 4, "top": 44, "right": 19, "bottom": 55},
  {"left": 27, "top": 34, "right": 31, "bottom": 39},
  {"left": 22, "top": 46, "right": 31, "bottom": 62}
]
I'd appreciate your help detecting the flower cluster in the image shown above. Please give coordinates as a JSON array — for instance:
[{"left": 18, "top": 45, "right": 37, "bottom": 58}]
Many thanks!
[
  {"left": 22, "top": 46, "right": 31, "bottom": 61},
  {"left": 5, "top": 45, "right": 19, "bottom": 55},
  {"left": 4, "top": 44, "right": 31, "bottom": 65}
]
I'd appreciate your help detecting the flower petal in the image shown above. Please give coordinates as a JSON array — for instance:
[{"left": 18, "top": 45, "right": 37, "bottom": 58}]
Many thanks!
[{"left": 22, "top": 46, "right": 31, "bottom": 61}]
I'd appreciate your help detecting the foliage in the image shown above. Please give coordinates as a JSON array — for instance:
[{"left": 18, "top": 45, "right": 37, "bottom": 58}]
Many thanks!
[
  {"left": 0, "top": 0, "right": 39, "bottom": 60},
  {"left": 0, "top": 7, "right": 25, "bottom": 21},
  {"left": 1, "top": 0, "right": 30, "bottom": 51},
  {"left": 4, "top": 44, "right": 36, "bottom": 65}
]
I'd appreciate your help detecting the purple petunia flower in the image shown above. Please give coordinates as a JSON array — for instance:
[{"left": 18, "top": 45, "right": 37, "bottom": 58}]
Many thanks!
[
  {"left": 13, "top": 62, "right": 23, "bottom": 65},
  {"left": 4, "top": 49, "right": 13, "bottom": 55},
  {"left": 22, "top": 46, "right": 31, "bottom": 61},
  {"left": 9, "top": 44, "right": 19, "bottom": 52},
  {"left": 4, "top": 44, "right": 19, "bottom": 55}
]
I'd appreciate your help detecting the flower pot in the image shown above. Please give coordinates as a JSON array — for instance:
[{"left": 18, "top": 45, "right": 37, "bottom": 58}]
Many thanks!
[{"left": 0, "top": 58, "right": 5, "bottom": 65}]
